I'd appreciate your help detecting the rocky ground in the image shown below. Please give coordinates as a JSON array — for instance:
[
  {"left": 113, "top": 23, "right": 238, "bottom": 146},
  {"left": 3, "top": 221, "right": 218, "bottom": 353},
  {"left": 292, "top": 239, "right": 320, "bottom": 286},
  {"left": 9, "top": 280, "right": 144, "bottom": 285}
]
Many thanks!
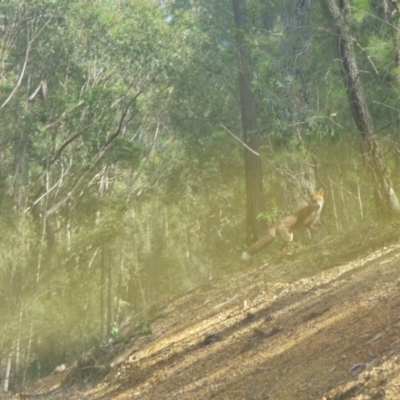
[{"left": 6, "top": 221, "right": 400, "bottom": 400}]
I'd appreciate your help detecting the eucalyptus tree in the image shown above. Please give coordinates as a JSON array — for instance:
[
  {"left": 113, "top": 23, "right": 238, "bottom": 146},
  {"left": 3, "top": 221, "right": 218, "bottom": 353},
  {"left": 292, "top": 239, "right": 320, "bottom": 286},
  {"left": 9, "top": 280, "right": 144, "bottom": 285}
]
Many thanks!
[
  {"left": 232, "top": 0, "right": 266, "bottom": 244},
  {"left": 0, "top": 0, "right": 217, "bottom": 388},
  {"left": 324, "top": 0, "right": 400, "bottom": 214}
]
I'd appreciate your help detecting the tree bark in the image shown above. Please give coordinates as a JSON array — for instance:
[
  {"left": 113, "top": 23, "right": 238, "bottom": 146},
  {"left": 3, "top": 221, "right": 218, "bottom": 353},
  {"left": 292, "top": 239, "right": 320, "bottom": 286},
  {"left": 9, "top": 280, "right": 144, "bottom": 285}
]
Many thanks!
[
  {"left": 326, "top": 0, "right": 400, "bottom": 214},
  {"left": 232, "top": 0, "right": 265, "bottom": 243}
]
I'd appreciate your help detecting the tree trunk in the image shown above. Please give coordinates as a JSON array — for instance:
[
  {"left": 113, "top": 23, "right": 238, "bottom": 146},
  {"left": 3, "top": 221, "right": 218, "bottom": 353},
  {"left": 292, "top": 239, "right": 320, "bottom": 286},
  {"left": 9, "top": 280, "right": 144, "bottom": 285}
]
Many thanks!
[
  {"left": 100, "top": 245, "right": 107, "bottom": 341},
  {"left": 232, "top": 0, "right": 265, "bottom": 243},
  {"left": 107, "top": 250, "right": 113, "bottom": 335},
  {"left": 326, "top": 0, "right": 400, "bottom": 214},
  {"left": 286, "top": 161, "right": 316, "bottom": 209},
  {"left": 281, "top": 0, "right": 317, "bottom": 210},
  {"left": 3, "top": 347, "right": 12, "bottom": 392},
  {"left": 382, "top": 0, "right": 400, "bottom": 170},
  {"left": 281, "top": 0, "right": 312, "bottom": 106}
]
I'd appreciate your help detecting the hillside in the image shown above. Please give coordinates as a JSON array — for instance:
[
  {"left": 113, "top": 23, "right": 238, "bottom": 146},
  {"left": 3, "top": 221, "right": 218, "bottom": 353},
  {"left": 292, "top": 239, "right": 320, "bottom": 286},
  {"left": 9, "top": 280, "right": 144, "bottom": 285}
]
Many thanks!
[{"left": 9, "top": 222, "right": 400, "bottom": 400}]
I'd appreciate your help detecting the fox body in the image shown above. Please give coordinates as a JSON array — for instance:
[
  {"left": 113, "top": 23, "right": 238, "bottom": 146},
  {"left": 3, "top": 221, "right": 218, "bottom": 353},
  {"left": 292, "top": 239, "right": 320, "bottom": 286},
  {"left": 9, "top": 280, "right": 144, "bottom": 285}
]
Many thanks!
[{"left": 241, "top": 189, "right": 324, "bottom": 260}]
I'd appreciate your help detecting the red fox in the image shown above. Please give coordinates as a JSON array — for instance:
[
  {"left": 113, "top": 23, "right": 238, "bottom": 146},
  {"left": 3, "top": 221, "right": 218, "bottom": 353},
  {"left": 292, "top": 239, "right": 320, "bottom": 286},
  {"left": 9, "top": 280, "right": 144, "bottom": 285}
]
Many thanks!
[{"left": 241, "top": 189, "right": 324, "bottom": 260}]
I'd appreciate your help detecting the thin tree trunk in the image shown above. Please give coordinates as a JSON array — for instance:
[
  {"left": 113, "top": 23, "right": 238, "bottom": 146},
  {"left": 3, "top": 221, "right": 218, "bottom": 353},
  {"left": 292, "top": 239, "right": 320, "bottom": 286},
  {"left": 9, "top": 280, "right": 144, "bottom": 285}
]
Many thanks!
[
  {"left": 329, "top": 174, "right": 341, "bottom": 231},
  {"left": 100, "top": 245, "right": 107, "bottom": 341},
  {"left": 107, "top": 250, "right": 113, "bottom": 336},
  {"left": 232, "top": 0, "right": 265, "bottom": 244},
  {"left": 3, "top": 346, "right": 12, "bottom": 392},
  {"left": 22, "top": 320, "right": 34, "bottom": 386},
  {"left": 116, "top": 252, "right": 123, "bottom": 324},
  {"left": 326, "top": 0, "right": 400, "bottom": 214},
  {"left": 15, "top": 305, "right": 23, "bottom": 385}
]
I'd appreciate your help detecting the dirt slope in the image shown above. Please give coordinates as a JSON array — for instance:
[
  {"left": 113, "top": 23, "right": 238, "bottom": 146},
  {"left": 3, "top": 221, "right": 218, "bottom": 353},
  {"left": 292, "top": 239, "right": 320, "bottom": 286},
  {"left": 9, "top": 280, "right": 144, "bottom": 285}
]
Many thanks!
[{"left": 12, "top": 223, "right": 400, "bottom": 399}]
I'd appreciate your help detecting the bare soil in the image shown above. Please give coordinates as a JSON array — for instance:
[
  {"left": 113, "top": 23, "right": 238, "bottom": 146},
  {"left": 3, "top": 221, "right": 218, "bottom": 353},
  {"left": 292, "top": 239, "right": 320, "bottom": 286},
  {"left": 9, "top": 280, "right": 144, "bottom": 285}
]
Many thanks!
[{"left": 9, "top": 221, "right": 400, "bottom": 400}]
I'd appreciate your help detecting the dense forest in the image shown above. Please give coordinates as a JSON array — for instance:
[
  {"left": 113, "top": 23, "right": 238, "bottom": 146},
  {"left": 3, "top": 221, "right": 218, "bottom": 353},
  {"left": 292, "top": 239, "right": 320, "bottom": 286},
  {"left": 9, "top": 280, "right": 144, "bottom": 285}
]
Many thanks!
[{"left": 1, "top": 0, "right": 400, "bottom": 392}]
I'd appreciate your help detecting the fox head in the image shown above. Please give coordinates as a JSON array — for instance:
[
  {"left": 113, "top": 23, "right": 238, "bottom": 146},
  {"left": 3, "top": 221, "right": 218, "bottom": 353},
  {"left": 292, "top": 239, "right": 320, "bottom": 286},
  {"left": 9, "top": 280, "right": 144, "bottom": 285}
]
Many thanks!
[{"left": 307, "top": 188, "right": 324, "bottom": 210}]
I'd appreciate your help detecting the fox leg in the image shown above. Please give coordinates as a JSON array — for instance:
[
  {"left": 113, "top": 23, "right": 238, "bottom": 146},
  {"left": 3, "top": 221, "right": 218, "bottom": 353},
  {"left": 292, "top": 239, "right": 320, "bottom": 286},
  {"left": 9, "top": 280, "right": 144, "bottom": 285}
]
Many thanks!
[{"left": 307, "top": 222, "right": 322, "bottom": 240}]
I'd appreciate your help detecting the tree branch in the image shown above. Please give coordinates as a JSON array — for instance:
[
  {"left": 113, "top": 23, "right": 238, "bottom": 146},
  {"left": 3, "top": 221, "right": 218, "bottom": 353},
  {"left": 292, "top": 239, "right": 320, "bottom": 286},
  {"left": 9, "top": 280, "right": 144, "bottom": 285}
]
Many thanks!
[{"left": 45, "top": 93, "right": 141, "bottom": 216}]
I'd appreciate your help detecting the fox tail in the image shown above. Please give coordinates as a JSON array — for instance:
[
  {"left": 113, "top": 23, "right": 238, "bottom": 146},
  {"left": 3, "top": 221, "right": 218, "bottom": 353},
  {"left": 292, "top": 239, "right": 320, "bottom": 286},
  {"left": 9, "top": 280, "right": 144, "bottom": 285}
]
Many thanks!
[{"left": 241, "top": 232, "right": 275, "bottom": 260}]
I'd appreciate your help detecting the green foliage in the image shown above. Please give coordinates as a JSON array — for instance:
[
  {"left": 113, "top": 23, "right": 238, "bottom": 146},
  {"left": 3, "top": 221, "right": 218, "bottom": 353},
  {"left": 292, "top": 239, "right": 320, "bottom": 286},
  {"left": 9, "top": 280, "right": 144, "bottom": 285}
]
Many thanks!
[
  {"left": 367, "top": 36, "right": 393, "bottom": 69},
  {"left": 108, "top": 322, "right": 120, "bottom": 344},
  {"left": 258, "top": 199, "right": 280, "bottom": 225},
  {"left": 138, "top": 317, "right": 153, "bottom": 336},
  {"left": 1, "top": 0, "right": 400, "bottom": 391},
  {"left": 349, "top": 0, "right": 370, "bottom": 25}
]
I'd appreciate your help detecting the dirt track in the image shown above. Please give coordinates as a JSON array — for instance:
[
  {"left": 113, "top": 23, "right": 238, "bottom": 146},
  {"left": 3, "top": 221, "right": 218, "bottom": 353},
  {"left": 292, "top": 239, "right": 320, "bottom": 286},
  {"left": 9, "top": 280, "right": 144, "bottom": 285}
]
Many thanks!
[{"left": 13, "top": 225, "right": 400, "bottom": 399}]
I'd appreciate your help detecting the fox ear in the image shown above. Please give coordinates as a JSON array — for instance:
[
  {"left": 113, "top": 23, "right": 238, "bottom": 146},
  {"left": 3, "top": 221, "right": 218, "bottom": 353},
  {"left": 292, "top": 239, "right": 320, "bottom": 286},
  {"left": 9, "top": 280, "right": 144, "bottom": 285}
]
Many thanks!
[{"left": 317, "top": 188, "right": 324, "bottom": 196}]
